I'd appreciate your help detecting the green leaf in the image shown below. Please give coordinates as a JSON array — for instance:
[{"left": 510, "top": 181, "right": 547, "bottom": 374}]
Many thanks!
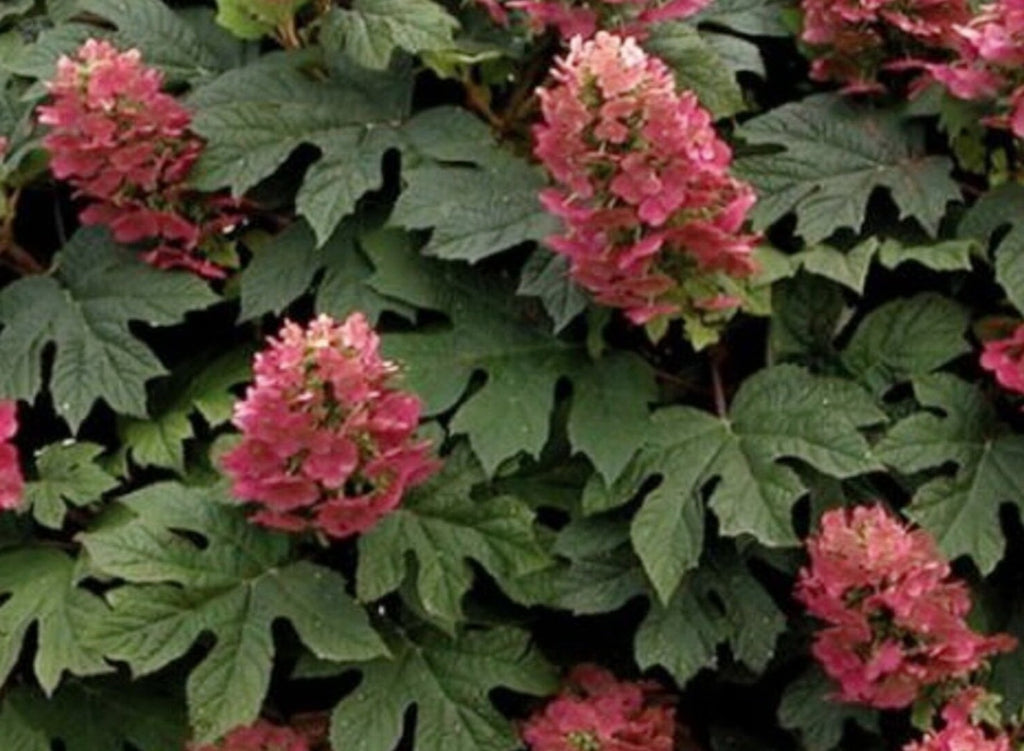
[
  {"left": 0, "top": 547, "right": 111, "bottom": 695},
  {"left": 779, "top": 668, "right": 879, "bottom": 751},
  {"left": 356, "top": 446, "right": 550, "bottom": 626},
  {"left": 190, "top": 59, "right": 410, "bottom": 244},
  {"left": 503, "top": 516, "right": 647, "bottom": 615},
  {"left": 215, "top": 0, "right": 310, "bottom": 40},
  {"left": 841, "top": 293, "right": 970, "bottom": 395},
  {"left": 240, "top": 222, "right": 321, "bottom": 321},
  {"left": 77, "top": 0, "right": 224, "bottom": 81},
  {"left": 568, "top": 352, "right": 656, "bottom": 484},
  {"left": 0, "top": 700, "right": 47, "bottom": 751},
  {"left": 792, "top": 238, "right": 877, "bottom": 293},
  {"left": 769, "top": 273, "right": 845, "bottom": 363},
  {"left": 79, "top": 483, "right": 387, "bottom": 742},
  {"left": 392, "top": 108, "right": 556, "bottom": 263},
  {"left": 118, "top": 348, "right": 252, "bottom": 472},
  {"left": 635, "top": 546, "right": 785, "bottom": 685},
  {"left": 369, "top": 239, "right": 658, "bottom": 475},
  {"left": 24, "top": 442, "right": 118, "bottom": 529},
  {"left": 595, "top": 365, "right": 883, "bottom": 601},
  {"left": 5, "top": 679, "right": 188, "bottom": 751},
  {"left": 876, "top": 374, "right": 1024, "bottom": 573},
  {"left": 695, "top": 0, "right": 789, "bottom": 36},
  {"left": 330, "top": 626, "right": 556, "bottom": 751},
  {"left": 877, "top": 238, "right": 975, "bottom": 272},
  {"left": 0, "top": 228, "right": 218, "bottom": 431},
  {"left": 644, "top": 21, "right": 746, "bottom": 118},
  {"left": 735, "top": 94, "right": 960, "bottom": 243},
  {"left": 323, "top": 0, "right": 459, "bottom": 70},
  {"left": 958, "top": 183, "right": 1024, "bottom": 312},
  {"left": 517, "top": 250, "right": 587, "bottom": 333}
]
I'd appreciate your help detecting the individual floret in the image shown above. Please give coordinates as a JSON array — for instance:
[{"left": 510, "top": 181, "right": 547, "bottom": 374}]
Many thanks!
[
  {"left": 795, "top": 505, "right": 1015, "bottom": 708},
  {"left": 221, "top": 312, "right": 439, "bottom": 539},
  {"left": 533, "top": 32, "right": 758, "bottom": 342},
  {"left": 0, "top": 401, "right": 23, "bottom": 511},
  {"left": 980, "top": 322, "right": 1024, "bottom": 395},
  {"left": 522, "top": 664, "right": 675, "bottom": 751},
  {"left": 37, "top": 39, "right": 237, "bottom": 277}
]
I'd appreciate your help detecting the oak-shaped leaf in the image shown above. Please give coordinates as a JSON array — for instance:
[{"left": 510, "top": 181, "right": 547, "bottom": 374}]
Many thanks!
[
  {"left": 0, "top": 228, "right": 219, "bottom": 431},
  {"left": 876, "top": 374, "right": 1024, "bottom": 573},
  {"left": 322, "top": 0, "right": 459, "bottom": 70},
  {"left": 635, "top": 545, "right": 785, "bottom": 685},
  {"left": 23, "top": 442, "right": 118, "bottom": 529},
  {"left": 3, "top": 678, "right": 188, "bottom": 751},
  {"left": 78, "top": 483, "right": 387, "bottom": 743},
  {"left": 370, "top": 238, "right": 657, "bottom": 480},
  {"left": 591, "top": 365, "right": 884, "bottom": 602},
  {"left": 329, "top": 626, "right": 556, "bottom": 751},
  {"left": 0, "top": 547, "right": 111, "bottom": 695},
  {"left": 356, "top": 446, "right": 551, "bottom": 626},
  {"left": 735, "top": 94, "right": 960, "bottom": 243}
]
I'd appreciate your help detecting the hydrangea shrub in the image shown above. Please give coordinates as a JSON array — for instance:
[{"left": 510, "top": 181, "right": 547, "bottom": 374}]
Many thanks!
[{"left": 5, "top": 0, "right": 1024, "bottom": 749}]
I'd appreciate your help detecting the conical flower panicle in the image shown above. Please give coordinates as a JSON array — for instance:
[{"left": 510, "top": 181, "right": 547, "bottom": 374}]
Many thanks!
[
  {"left": 37, "top": 39, "right": 237, "bottom": 277},
  {"left": 796, "top": 505, "right": 1016, "bottom": 709},
  {"left": 533, "top": 32, "right": 758, "bottom": 341},
  {"left": 221, "top": 312, "right": 439, "bottom": 539}
]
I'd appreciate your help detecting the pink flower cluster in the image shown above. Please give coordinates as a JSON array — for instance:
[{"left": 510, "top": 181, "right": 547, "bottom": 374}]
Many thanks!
[
  {"left": 533, "top": 32, "right": 758, "bottom": 329},
  {"left": 795, "top": 505, "right": 1015, "bottom": 709},
  {"left": 479, "top": 0, "right": 710, "bottom": 39},
  {"left": 799, "top": 0, "right": 971, "bottom": 92},
  {"left": 904, "top": 689, "right": 1012, "bottom": 751},
  {"left": 522, "top": 664, "right": 675, "bottom": 751},
  {"left": 980, "top": 323, "right": 1024, "bottom": 395},
  {"left": 37, "top": 39, "right": 236, "bottom": 278},
  {"left": 914, "top": 0, "right": 1024, "bottom": 138},
  {"left": 0, "top": 401, "right": 23, "bottom": 511},
  {"left": 220, "top": 312, "right": 438, "bottom": 539},
  {"left": 188, "top": 719, "right": 309, "bottom": 751}
]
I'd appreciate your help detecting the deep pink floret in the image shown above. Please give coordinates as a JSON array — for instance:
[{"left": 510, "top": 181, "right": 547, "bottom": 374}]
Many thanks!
[
  {"left": 533, "top": 32, "right": 758, "bottom": 335},
  {"left": 221, "top": 312, "right": 439, "bottom": 539},
  {"left": 0, "top": 401, "right": 24, "bottom": 511},
  {"left": 188, "top": 719, "right": 309, "bottom": 751},
  {"left": 37, "top": 39, "right": 237, "bottom": 277},
  {"left": 904, "top": 689, "right": 1012, "bottom": 751},
  {"left": 980, "top": 323, "right": 1024, "bottom": 394},
  {"left": 522, "top": 664, "right": 675, "bottom": 751},
  {"left": 796, "top": 505, "right": 1016, "bottom": 708}
]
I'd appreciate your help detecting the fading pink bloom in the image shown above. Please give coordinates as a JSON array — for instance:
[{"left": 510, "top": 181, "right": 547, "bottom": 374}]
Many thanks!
[
  {"left": 187, "top": 719, "right": 309, "bottom": 751},
  {"left": 799, "top": 0, "right": 971, "bottom": 91},
  {"left": 37, "top": 39, "right": 239, "bottom": 277},
  {"left": 904, "top": 689, "right": 1012, "bottom": 751},
  {"left": 490, "top": 0, "right": 709, "bottom": 39},
  {"left": 221, "top": 312, "right": 439, "bottom": 539},
  {"left": 533, "top": 32, "right": 758, "bottom": 336},
  {"left": 908, "top": 0, "right": 1024, "bottom": 138},
  {"left": 522, "top": 665, "right": 675, "bottom": 751},
  {"left": 796, "top": 505, "right": 1015, "bottom": 709},
  {"left": 981, "top": 323, "right": 1024, "bottom": 394},
  {"left": 0, "top": 401, "right": 23, "bottom": 511}
]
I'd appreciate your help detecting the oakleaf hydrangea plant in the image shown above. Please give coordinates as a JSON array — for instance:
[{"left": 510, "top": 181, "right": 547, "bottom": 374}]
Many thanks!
[{"left": 4, "top": 0, "right": 1024, "bottom": 749}]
